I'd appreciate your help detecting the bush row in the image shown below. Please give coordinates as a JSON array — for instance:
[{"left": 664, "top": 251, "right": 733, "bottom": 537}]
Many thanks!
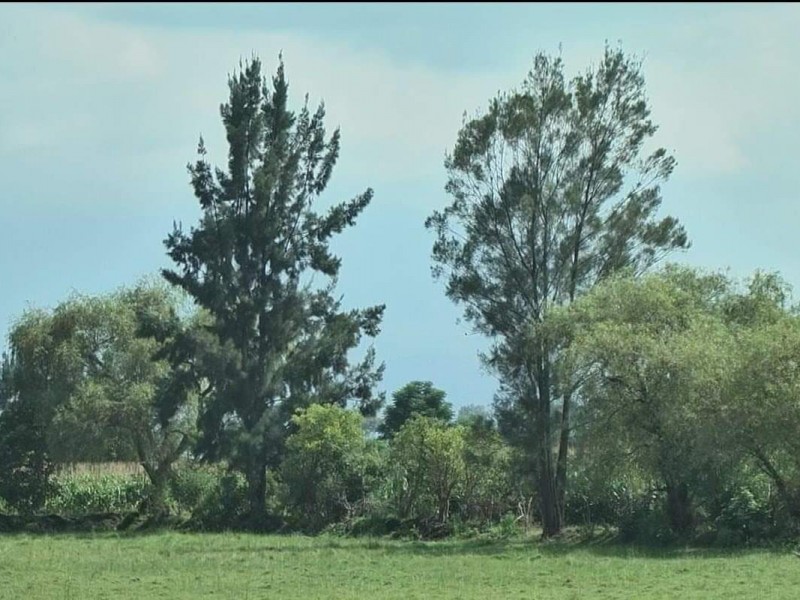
[
  {"left": 28, "top": 459, "right": 799, "bottom": 546},
  {"left": 5, "top": 406, "right": 800, "bottom": 546}
]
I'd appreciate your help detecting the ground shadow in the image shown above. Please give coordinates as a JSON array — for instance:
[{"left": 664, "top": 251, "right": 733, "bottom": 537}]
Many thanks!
[
  {"left": 0, "top": 513, "right": 793, "bottom": 560},
  {"left": 160, "top": 532, "right": 790, "bottom": 560}
]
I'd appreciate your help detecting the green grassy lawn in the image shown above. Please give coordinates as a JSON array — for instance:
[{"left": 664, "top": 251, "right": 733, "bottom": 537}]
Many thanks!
[{"left": 0, "top": 532, "right": 796, "bottom": 599}]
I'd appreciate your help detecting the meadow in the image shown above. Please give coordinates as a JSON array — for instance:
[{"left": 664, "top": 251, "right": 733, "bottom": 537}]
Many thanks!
[{"left": 0, "top": 532, "right": 796, "bottom": 599}]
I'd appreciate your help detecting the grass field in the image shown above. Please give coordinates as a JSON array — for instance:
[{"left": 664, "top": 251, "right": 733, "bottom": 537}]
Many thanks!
[{"left": 0, "top": 532, "right": 797, "bottom": 599}]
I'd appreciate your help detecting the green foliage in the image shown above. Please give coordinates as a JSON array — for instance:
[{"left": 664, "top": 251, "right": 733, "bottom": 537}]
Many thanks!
[
  {"left": 0, "top": 400, "right": 54, "bottom": 514},
  {"left": 714, "top": 487, "right": 773, "bottom": 546},
  {"left": 564, "top": 474, "right": 647, "bottom": 528},
  {"left": 460, "top": 416, "right": 513, "bottom": 522},
  {"left": 718, "top": 291, "right": 800, "bottom": 520},
  {"left": 495, "top": 512, "right": 521, "bottom": 538},
  {"left": 562, "top": 267, "right": 737, "bottom": 533},
  {"left": 0, "top": 304, "right": 85, "bottom": 513},
  {"left": 281, "top": 405, "right": 375, "bottom": 530},
  {"left": 168, "top": 463, "right": 226, "bottom": 515},
  {"left": 561, "top": 266, "right": 800, "bottom": 538},
  {"left": 617, "top": 500, "right": 678, "bottom": 546},
  {"left": 187, "top": 469, "right": 250, "bottom": 530},
  {"left": 0, "top": 281, "right": 200, "bottom": 516},
  {"left": 455, "top": 404, "right": 493, "bottom": 428},
  {"left": 379, "top": 381, "right": 453, "bottom": 439},
  {"left": 161, "top": 55, "right": 385, "bottom": 520},
  {"left": 390, "top": 416, "right": 465, "bottom": 523}
]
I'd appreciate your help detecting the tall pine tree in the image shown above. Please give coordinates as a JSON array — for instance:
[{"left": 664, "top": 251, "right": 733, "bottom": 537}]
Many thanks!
[{"left": 163, "top": 57, "right": 384, "bottom": 522}]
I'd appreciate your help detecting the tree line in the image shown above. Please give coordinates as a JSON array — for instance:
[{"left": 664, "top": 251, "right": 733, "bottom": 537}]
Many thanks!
[{"left": 1, "top": 46, "right": 797, "bottom": 543}]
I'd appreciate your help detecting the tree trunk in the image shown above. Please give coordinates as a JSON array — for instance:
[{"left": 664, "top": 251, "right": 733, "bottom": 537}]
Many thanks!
[
  {"left": 438, "top": 492, "right": 450, "bottom": 524},
  {"left": 136, "top": 432, "right": 193, "bottom": 517},
  {"left": 139, "top": 459, "right": 171, "bottom": 516},
  {"left": 665, "top": 480, "right": 693, "bottom": 534},
  {"left": 554, "top": 392, "right": 571, "bottom": 529},
  {"left": 537, "top": 402, "right": 562, "bottom": 536},
  {"left": 538, "top": 450, "right": 563, "bottom": 537},
  {"left": 535, "top": 357, "right": 563, "bottom": 538},
  {"left": 149, "top": 466, "right": 171, "bottom": 516},
  {"left": 247, "top": 456, "right": 268, "bottom": 525}
]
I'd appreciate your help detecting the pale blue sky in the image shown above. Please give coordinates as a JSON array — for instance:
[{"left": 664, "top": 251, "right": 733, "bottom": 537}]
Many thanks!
[{"left": 2, "top": 3, "right": 799, "bottom": 410}]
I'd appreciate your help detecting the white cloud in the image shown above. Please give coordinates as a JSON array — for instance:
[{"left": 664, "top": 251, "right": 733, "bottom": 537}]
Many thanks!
[
  {"left": 642, "top": 5, "right": 800, "bottom": 175},
  {"left": 1, "top": 3, "right": 798, "bottom": 207},
  {"left": 0, "top": 5, "right": 516, "bottom": 201}
]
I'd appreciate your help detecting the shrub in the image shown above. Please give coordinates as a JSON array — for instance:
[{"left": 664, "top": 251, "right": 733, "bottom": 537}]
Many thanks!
[
  {"left": 168, "top": 463, "right": 222, "bottom": 515},
  {"left": 461, "top": 422, "right": 512, "bottom": 523},
  {"left": 187, "top": 469, "right": 249, "bottom": 530},
  {"left": 713, "top": 487, "right": 774, "bottom": 545},
  {"left": 495, "top": 512, "right": 520, "bottom": 538},
  {"left": 343, "top": 514, "right": 402, "bottom": 537},
  {"left": 616, "top": 492, "right": 678, "bottom": 545},
  {"left": 281, "top": 405, "right": 375, "bottom": 531},
  {"left": 565, "top": 476, "right": 643, "bottom": 527},
  {"left": 0, "top": 400, "right": 54, "bottom": 514}
]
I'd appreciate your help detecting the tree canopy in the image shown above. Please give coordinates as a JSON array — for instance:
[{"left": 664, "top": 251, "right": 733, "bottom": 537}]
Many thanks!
[{"left": 379, "top": 381, "right": 453, "bottom": 439}]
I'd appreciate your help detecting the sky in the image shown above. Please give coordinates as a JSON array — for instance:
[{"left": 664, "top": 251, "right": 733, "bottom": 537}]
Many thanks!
[{"left": 2, "top": 3, "right": 799, "bottom": 412}]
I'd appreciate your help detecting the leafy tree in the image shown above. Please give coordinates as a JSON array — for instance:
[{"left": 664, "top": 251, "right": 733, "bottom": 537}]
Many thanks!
[
  {"left": 426, "top": 45, "right": 688, "bottom": 536},
  {"left": 717, "top": 273, "right": 800, "bottom": 520},
  {"left": 59, "top": 284, "right": 201, "bottom": 513},
  {"left": 281, "top": 404, "right": 371, "bottom": 529},
  {"left": 0, "top": 282, "right": 200, "bottom": 514},
  {"left": 559, "top": 268, "right": 800, "bottom": 535},
  {"left": 1, "top": 306, "right": 90, "bottom": 435},
  {"left": 0, "top": 305, "right": 96, "bottom": 512},
  {"left": 379, "top": 381, "right": 453, "bottom": 439},
  {"left": 162, "top": 56, "right": 384, "bottom": 522},
  {"left": 562, "top": 267, "right": 735, "bottom": 533},
  {"left": 460, "top": 414, "right": 512, "bottom": 522},
  {"left": 391, "top": 415, "right": 465, "bottom": 523}
]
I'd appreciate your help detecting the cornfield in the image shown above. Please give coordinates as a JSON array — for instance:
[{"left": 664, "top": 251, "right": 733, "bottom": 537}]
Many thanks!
[
  {"left": 46, "top": 471, "right": 148, "bottom": 515},
  {"left": 54, "top": 462, "right": 145, "bottom": 477}
]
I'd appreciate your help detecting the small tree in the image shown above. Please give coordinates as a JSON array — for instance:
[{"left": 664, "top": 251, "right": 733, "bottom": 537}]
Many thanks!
[
  {"left": 281, "top": 404, "right": 370, "bottom": 529},
  {"left": 0, "top": 306, "right": 90, "bottom": 513},
  {"left": 379, "top": 381, "right": 453, "bottom": 439},
  {"left": 460, "top": 415, "right": 512, "bottom": 523},
  {"left": 391, "top": 415, "right": 465, "bottom": 523},
  {"left": 0, "top": 305, "right": 91, "bottom": 513}
]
